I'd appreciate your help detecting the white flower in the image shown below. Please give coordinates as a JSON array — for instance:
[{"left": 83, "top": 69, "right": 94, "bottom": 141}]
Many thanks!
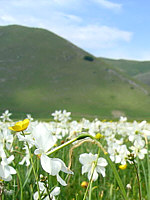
[
  {"left": 126, "top": 183, "right": 131, "bottom": 189},
  {"left": 33, "top": 181, "right": 60, "bottom": 200},
  {"left": 40, "top": 154, "right": 73, "bottom": 186},
  {"left": 79, "top": 153, "right": 108, "bottom": 181},
  {"left": 51, "top": 110, "right": 62, "bottom": 121},
  {"left": 19, "top": 145, "right": 30, "bottom": 166},
  {"left": 0, "top": 155, "right": 16, "bottom": 181},
  {"left": 59, "top": 110, "right": 71, "bottom": 122},
  {"left": 26, "top": 114, "right": 34, "bottom": 121},
  {"left": 0, "top": 110, "right": 12, "bottom": 122},
  {"left": 0, "top": 128, "right": 13, "bottom": 150},
  {"left": 32, "top": 123, "right": 73, "bottom": 186},
  {"left": 130, "top": 139, "right": 147, "bottom": 159},
  {"left": 119, "top": 116, "right": 127, "bottom": 122},
  {"left": 108, "top": 143, "right": 130, "bottom": 165}
]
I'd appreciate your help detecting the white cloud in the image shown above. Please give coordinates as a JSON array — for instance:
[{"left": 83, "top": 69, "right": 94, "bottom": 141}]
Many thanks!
[
  {"left": 93, "top": 0, "right": 122, "bottom": 10},
  {"left": 0, "top": 15, "right": 16, "bottom": 23},
  {"left": 56, "top": 13, "right": 82, "bottom": 23},
  {"left": 51, "top": 24, "right": 132, "bottom": 50}
]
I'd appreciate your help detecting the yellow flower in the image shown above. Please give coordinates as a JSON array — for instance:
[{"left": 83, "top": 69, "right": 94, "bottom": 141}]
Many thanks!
[
  {"left": 81, "top": 181, "right": 88, "bottom": 188},
  {"left": 9, "top": 119, "right": 29, "bottom": 132},
  {"left": 119, "top": 164, "right": 127, "bottom": 170},
  {"left": 95, "top": 133, "right": 104, "bottom": 139}
]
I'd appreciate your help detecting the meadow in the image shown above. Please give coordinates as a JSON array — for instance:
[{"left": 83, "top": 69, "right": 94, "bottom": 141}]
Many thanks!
[{"left": 0, "top": 110, "right": 150, "bottom": 200}]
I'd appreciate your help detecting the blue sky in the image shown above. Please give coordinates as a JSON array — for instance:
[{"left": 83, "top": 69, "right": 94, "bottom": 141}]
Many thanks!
[{"left": 0, "top": 0, "right": 150, "bottom": 60}]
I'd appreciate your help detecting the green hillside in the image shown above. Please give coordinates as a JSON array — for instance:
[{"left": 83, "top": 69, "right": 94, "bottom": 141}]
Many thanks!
[
  {"left": 100, "top": 57, "right": 150, "bottom": 86},
  {"left": 0, "top": 25, "right": 150, "bottom": 120},
  {"left": 134, "top": 71, "right": 150, "bottom": 85}
]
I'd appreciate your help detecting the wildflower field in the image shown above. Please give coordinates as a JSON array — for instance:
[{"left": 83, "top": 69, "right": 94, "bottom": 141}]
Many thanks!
[{"left": 0, "top": 110, "right": 150, "bottom": 200}]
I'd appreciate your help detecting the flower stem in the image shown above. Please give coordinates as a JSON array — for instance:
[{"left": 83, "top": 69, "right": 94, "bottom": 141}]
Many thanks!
[
  {"left": 47, "top": 137, "right": 78, "bottom": 156},
  {"left": 22, "top": 131, "right": 41, "bottom": 200},
  {"left": 133, "top": 160, "right": 142, "bottom": 200},
  {"left": 89, "top": 180, "right": 93, "bottom": 200}
]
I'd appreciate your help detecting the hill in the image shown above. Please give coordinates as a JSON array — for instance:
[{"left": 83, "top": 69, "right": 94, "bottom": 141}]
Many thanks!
[
  {"left": 0, "top": 25, "right": 150, "bottom": 120},
  {"left": 100, "top": 57, "right": 150, "bottom": 86}
]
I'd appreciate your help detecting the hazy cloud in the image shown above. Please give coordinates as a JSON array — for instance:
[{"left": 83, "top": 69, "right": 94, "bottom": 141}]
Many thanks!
[
  {"left": 93, "top": 0, "right": 122, "bottom": 10},
  {"left": 52, "top": 24, "right": 132, "bottom": 50}
]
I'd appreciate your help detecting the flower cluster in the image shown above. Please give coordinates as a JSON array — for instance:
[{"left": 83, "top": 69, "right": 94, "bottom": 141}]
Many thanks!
[{"left": 0, "top": 109, "right": 149, "bottom": 199}]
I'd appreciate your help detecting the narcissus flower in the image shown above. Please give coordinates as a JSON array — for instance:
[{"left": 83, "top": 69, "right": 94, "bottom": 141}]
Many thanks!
[
  {"left": 32, "top": 123, "right": 73, "bottom": 186},
  {"left": 0, "top": 155, "right": 16, "bottom": 181},
  {"left": 9, "top": 119, "right": 29, "bottom": 132},
  {"left": 79, "top": 153, "right": 108, "bottom": 181}
]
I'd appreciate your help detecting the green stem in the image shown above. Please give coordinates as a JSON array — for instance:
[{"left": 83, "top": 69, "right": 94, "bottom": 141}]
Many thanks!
[
  {"left": 137, "top": 159, "right": 142, "bottom": 198},
  {"left": 89, "top": 180, "right": 93, "bottom": 200},
  {"left": 47, "top": 138, "right": 77, "bottom": 156},
  {"left": 133, "top": 160, "right": 142, "bottom": 200},
  {"left": 104, "top": 154, "right": 128, "bottom": 200},
  {"left": 15, "top": 168, "right": 23, "bottom": 199},
  {"left": 47, "top": 134, "right": 91, "bottom": 156},
  {"left": 146, "top": 142, "right": 150, "bottom": 200},
  {"left": 22, "top": 131, "right": 41, "bottom": 200}
]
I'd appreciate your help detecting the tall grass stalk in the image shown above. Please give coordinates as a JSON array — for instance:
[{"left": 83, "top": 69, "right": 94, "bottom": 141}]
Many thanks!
[
  {"left": 143, "top": 134, "right": 150, "bottom": 199},
  {"left": 22, "top": 131, "right": 41, "bottom": 200},
  {"left": 133, "top": 160, "right": 141, "bottom": 200}
]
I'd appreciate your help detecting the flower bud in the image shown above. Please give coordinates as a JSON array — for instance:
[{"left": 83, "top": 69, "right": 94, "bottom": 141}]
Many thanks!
[
  {"left": 81, "top": 181, "right": 88, "bottom": 188},
  {"left": 119, "top": 164, "right": 127, "bottom": 170}
]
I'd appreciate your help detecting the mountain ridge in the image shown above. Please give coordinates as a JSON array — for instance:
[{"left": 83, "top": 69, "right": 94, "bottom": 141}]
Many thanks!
[{"left": 0, "top": 24, "right": 150, "bottom": 119}]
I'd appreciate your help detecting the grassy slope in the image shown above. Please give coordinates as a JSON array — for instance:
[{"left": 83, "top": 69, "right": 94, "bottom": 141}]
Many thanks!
[
  {"left": 134, "top": 71, "right": 150, "bottom": 85},
  {"left": 100, "top": 57, "right": 150, "bottom": 86},
  {"left": 0, "top": 25, "right": 150, "bottom": 120}
]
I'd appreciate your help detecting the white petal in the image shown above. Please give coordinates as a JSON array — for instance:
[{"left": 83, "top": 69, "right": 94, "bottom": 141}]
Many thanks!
[
  {"left": 96, "top": 166, "right": 106, "bottom": 177},
  {"left": 52, "top": 158, "right": 73, "bottom": 174},
  {"left": 32, "top": 123, "right": 56, "bottom": 152},
  {"left": 115, "top": 155, "right": 121, "bottom": 163},
  {"left": 0, "top": 166, "right": 5, "bottom": 178},
  {"left": 8, "top": 166, "right": 16, "bottom": 174},
  {"left": 56, "top": 174, "right": 67, "bottom": 186},
  {"left": 79, "top": 153, "right": 97, "bottom": 165},
  {"left": 97, "top": 157, "right": 108, "bottom": 167},
  {"left": 33, "top": 192, "right": 38, "bottom": 200},
  {"left": 82, "top": 164, "right": 91, "bottom": 175},
  {"left": 140, "top": 148, "right": 147, "bottom": 155},
  {"left": 50, "top": 187, "right": 60, "bottom": 196},
  {"left": 3, "top": 175, "right": 12, "bottom": 181},
  {"left": 41, "top": 154, "right": 61, "bottom": 175},
  {"left": 92, "top": 170, "right": 99, "bottom": 181},
  {"left": 2, "top": 166, "right": 11, "bottom": 179},
  {"left": 7, "top": 155, "right": 14, "bottom": 164},
  {"left": 88, "top": 169, "right": 98, "bottom": 181},
  {"left": 34, "top": 149, "right": 43, "bottom": 155}
]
